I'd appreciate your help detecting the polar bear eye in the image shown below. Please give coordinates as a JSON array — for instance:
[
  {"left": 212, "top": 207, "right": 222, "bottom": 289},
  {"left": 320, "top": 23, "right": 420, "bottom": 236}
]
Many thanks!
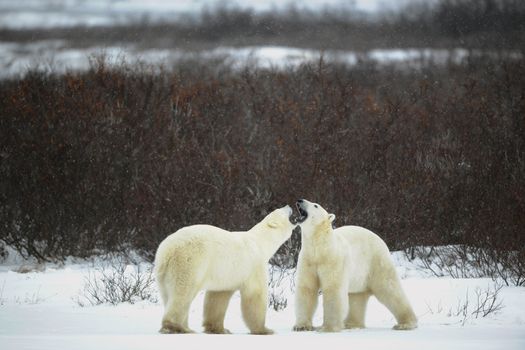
[{"left": 314, "top": 205, "right": 318, "bottom": 208}]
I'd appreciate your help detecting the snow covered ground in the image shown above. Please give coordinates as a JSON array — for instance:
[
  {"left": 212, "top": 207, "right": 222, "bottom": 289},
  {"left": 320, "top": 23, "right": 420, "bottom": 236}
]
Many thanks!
[
  {"left": 2, "top": 40, "right": 508, "bottom": 79},
  {"left": 1, "top": 248, "right": 524, "bottom": 350},
  {"left": 2, "top": 39, "right": 522, "bottom": 79},
  {"left": 1, "top": 0, "right": 520, "bottom": 78}
]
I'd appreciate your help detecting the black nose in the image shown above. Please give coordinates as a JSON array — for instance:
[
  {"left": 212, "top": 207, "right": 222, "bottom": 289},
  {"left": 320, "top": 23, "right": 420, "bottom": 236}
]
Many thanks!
[{"left": 297, "top": 199, "right": 304, "bottom": 203}]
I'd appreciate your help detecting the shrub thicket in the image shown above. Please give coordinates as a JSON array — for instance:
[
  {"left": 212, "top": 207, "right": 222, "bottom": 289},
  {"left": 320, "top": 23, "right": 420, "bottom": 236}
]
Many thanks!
[{"left": 0, "top": 54, "right": 524, "bottom": 266}]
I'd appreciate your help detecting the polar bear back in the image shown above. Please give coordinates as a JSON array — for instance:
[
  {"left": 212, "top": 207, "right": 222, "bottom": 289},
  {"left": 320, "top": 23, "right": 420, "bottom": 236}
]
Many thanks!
[
  {"left": 155, "top": 225, "right": 258, "bottom": 292},
  {"left": 334, "top": 225, "right": 390, "bottom": 254},
  {"left": 334, "top": 225, "right": 394, "bottom": 293}
]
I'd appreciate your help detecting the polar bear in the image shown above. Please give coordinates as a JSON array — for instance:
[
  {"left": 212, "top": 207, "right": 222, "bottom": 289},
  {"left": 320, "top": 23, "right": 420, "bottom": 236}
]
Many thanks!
[
  {"left": 293, "top": 199, "right": 417, "bottom": 332},
  {"left": 154, "top": 205, "right": 296, "bottom": 335}
]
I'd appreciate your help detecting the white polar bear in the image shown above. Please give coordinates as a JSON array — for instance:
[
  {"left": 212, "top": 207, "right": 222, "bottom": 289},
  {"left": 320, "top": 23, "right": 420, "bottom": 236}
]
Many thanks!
[
  {"left": 154, "top": 205, "right": 296, "bottom": 335},
  {"left": 293, "top": 199, "right": 418, "bottom": 332}
]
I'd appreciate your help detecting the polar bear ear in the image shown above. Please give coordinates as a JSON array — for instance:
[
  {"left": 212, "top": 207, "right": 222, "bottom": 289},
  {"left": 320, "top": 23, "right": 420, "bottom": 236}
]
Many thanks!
[
  {"left": 268, "top": 221, "right": 279, "bottom": 228},
  {"left": 328, "top": 213, "right": 336, "bottom": 223}
]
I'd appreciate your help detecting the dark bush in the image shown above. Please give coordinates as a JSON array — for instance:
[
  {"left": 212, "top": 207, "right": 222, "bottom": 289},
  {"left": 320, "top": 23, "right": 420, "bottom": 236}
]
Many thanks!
[
  {"left": 432, "top": 0, "right": 525, "bottom": 37},
  {"left": 0, "top": 54, "right": 524, "bottom": 264},
  {"left": 1, "top": 0, "right": 524, "bottom": 51}
]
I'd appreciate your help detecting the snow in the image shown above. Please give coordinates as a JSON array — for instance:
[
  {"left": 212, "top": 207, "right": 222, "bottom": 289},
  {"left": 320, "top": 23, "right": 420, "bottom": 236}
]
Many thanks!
[
  {"left": 1, "top": 248, "right": 524, "bottom": 350},
  {"left": 0, "top": 1, "right": 519, "bottom": 78},
  {"left": 3, "top": 41, "right": 510, "bottom": 79},
  {"left": 2, "top": 41, "right": 521, "bottom": 79}
]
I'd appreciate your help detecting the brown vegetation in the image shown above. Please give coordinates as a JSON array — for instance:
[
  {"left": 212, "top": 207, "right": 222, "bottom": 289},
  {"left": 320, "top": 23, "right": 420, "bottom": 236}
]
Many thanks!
[{"left": 0, "top": 52, "right": 523, "bottom": 270}]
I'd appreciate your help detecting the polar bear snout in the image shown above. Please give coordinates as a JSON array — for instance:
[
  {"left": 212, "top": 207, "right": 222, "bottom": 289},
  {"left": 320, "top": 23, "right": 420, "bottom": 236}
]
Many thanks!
[{"left": 284, "top": 205, "right": 298, "bottom": 224}]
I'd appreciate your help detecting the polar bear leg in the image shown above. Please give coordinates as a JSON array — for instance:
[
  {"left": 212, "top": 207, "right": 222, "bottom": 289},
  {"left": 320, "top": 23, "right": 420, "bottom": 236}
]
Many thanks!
[
  {"left": 371, "top": 277, "right": 418, "bottom": 330},
  {"left": 344, "top": 292, "right": 371, "bottom": 329},
  {"left": 320, "top": 286, "right": 348, "bottom": 332},
  {"left": 203, "top": 291, "right": 234, "bottom": 334},
  {"left": 293, "top": 267, "right": 319, "bottom": 331},
  {"left": 159, "top": 285, "right": 199, "bottom": 334},
  {"left": 157, "top": 281, "right": 169, "bottom": 308},
  {"left": 240, "top": 283, "right": 273, "bottom": 335}
]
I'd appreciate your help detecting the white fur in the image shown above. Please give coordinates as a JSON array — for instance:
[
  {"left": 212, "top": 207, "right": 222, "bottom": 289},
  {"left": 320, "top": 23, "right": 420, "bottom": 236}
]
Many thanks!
[
  {"left": 293, "top": 200, "right": 418, "bottom": 332},
  {"left": 154, "top": 205, "right": 296, "bottom": 335}
]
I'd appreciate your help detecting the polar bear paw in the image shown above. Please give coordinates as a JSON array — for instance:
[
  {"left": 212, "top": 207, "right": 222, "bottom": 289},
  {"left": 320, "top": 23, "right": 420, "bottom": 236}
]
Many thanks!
[
  {"left": 159, "top": 322, "right": 195, "bottom": 334},
  {"left": 319, "top": 325, "right": 343, "bottom": 333},
  {"left": 345, "top": 322, "right": 365, "bottom": 329},
  {"left": 393, "top": 322, "right": 418, "bottom": 330},
  {"left": 251, "top": 327, "right": 274, "bottom": 335},
  {"left": 293, "top": 324, "right": 315, "bottom": 332},
  {"left": 204, "top": 326, "right": 232, "bottom": 334}
]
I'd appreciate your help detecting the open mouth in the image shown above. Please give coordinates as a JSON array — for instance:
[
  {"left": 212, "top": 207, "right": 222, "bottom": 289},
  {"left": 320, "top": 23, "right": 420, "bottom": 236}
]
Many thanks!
[
  {"left": 295, "top": 201, "right": 308, "bottom": 223},
  {"left": 288, "top": 201, "right": 309, "bottom": 224}
]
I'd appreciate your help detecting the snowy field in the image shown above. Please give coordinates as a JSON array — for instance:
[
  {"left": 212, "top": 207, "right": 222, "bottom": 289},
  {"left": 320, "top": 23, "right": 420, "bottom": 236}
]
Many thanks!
[
  {"left": 0, "top": 40, "right": 482, "bottom": 78},
  {"left": 1, "top": 247, "right": 524, "bottom": 350},
  {"left": 2, "top": 40, "right": 522, "bottom": 79},
  {"left": 0, "top": 0, "right": 520, "bottom": 78}
]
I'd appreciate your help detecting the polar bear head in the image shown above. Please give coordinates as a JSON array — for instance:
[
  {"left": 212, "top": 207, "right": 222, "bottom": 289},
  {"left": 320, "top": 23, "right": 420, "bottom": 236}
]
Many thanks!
[
  {"left": 295, "top": 199, "right": 335, "bottom": 236},
  {"left": 262, "top": 204, "right": 297, "bottom": 230},
  {"left": 250, "top": 205, "right": 298, "bottom": 258}
]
